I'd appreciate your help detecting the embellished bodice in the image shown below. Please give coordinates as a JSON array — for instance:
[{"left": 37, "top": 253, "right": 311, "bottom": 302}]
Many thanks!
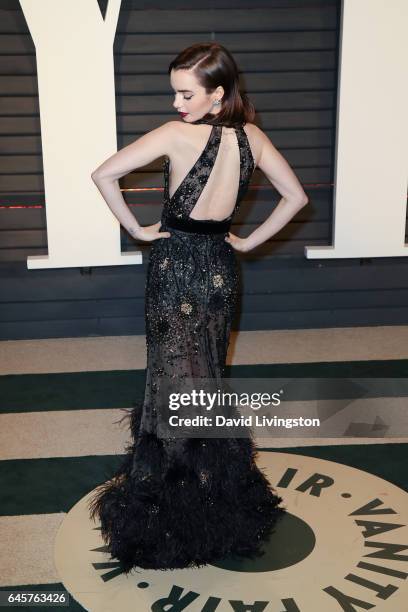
[{"left": 161, "top": 118, "right": 255, "bottom": 234}]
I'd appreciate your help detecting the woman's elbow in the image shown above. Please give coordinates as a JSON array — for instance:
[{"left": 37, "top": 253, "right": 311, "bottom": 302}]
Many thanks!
[
  {"left": 91, "top": 169, "right": 119, "bottom": 183},
  {"left": 289, "top": 194, "right": 308, "bottom": 209},
  {"left": 296, "top": 190, "right": 309, "bottom": 207}
]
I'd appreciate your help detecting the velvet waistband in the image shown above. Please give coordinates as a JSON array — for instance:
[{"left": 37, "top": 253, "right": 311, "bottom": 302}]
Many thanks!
[{"left": 163, "top": 215, "right": 231, "bottom": 235}]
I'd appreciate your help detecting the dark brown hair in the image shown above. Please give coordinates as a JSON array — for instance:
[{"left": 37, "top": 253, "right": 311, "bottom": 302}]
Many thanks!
[{"left": 168, "top": 43, "right": 255, "bottom": 127}]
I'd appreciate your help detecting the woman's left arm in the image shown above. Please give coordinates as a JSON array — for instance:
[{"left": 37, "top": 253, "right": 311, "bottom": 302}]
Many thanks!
[
  {"left": 226, "top": 125, "right": 309, "bottom": 252},
  {"left": 91, "top": 121, "right": 178, "bottom": 240}
]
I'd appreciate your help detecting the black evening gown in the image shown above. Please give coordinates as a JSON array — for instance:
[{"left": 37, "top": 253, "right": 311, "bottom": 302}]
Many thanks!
[{"left": 88, "top": 117, "right": 285, "bottom": 573}]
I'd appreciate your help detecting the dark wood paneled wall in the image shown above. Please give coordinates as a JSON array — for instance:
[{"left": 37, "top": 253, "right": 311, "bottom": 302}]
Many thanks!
[{"left": 0, "top": 0, "right": 407, "bottom": 340}]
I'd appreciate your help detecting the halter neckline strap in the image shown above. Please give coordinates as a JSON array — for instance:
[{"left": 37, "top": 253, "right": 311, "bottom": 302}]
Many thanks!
[
  {"left": 192, "top": 116, "right": 245, "bottom": 128},
  {"left": 192, "top": 118, "right": 220, "bottom": 125}
]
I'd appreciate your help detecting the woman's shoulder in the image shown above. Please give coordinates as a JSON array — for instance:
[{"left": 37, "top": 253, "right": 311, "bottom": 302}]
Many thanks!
[
  {"left": 159, "top": 120, "right": 185, "bottom": 135},
  {"left": 242, "top": 123, "right": 265, "bottom": 166},
  {"left": 150, "top": 121, "right": 191, "bottom": 158},
  {"left": 243, "top": 122, "right": 266, "bottom": 144},
  {"left": 243, "top": 122, "right": 264, "bottom": 137},
  {"left": 160, "top": 119, "right": 205, "bottom": 141},
  {"left": 159, "top": 120, "right": 209, "bottom": 160}
]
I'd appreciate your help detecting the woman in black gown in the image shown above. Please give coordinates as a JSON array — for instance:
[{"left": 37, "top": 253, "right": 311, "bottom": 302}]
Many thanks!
[{"left": 88, "top": 43, "right": 308, "bottom": 574}]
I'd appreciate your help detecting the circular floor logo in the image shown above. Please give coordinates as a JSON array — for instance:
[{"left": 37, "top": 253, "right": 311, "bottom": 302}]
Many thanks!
[{"left": 55, "top": 452, "right": 408, "bottom": 611}]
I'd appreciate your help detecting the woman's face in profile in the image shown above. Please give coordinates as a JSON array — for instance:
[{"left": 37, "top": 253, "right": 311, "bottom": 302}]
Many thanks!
[{"left": 170, "top": 68, "right": 221, "bottom": 122}]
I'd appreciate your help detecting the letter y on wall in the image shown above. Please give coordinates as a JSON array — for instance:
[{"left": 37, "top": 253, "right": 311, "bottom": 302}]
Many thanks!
[{"left": 19, "top": 0, "right": 141, "bottom": 268}]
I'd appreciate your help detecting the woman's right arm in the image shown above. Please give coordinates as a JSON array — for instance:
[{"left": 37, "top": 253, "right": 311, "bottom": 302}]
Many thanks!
[{"left": 91, "top": 121, "right": 179, "bottom": 240}]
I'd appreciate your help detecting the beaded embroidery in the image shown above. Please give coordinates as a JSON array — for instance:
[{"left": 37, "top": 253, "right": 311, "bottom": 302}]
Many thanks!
[{"left": 87, "top": 116, "right": 285, "bottom": 573}]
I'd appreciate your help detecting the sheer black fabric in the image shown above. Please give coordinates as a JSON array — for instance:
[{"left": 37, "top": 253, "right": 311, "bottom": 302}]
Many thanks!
[{"left": 88, "top": 118, "right": 286, "bottom": 573}]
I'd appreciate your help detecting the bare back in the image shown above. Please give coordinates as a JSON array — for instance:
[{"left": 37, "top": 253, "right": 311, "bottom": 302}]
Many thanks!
[{"left": 164, "top": 122, "right": 257, "bottom": 223}]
